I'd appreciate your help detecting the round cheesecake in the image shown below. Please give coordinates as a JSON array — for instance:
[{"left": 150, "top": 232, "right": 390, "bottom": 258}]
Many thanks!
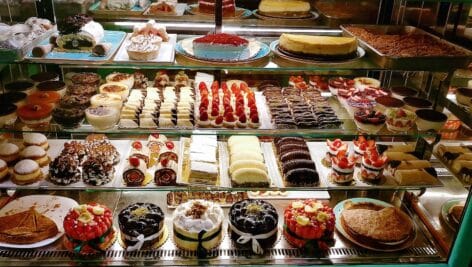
[
  {"left": 229, "top": 199, "right": 278, "bottom": 254},
  {"left": 172, "top": 200, "right": 224, "bottom": 254},
  {"left": 119, "top": 203, "right": 165, "bottom": 250},
  {"left": 279, "top": 34, "right": 358, "bottom": 57},
  {"left": 259, "top": 0, "right": 311, "bottom": 17}
]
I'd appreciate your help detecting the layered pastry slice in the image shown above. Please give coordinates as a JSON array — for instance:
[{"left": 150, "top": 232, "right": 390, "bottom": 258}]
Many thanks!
[
  {"left": 228, "top": 136, "right": 269, "bottom": 187},
  {"left": 188, "top": 135, "right": 218, "bottom": 185}
]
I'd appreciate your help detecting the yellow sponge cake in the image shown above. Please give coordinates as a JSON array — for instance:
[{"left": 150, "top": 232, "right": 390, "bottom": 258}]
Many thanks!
[{"left": 279, "top": 34, "right": 358, "bottom": 57}]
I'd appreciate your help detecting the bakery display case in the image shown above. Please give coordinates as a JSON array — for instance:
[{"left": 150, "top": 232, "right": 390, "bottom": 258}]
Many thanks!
[{"left": 0, "top": 0, "right": 471, "bottom": 266}]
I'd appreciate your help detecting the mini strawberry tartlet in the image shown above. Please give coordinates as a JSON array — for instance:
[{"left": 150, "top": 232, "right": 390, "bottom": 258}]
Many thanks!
[
  {"left": 63, "top": 203, "right": 116, "bottom": 255},
  {"left": 330, "top": 150, "right": 357, "bottom": 184},
  {"left": 323, "top": 139, "right": 348, "bottom": 167},
  {"left": 385, "top": 108, "right": 416, "bottom": 132},
  {"left": 197, "top": 111, "right": 211, "bottom": 128},
  {"left": 223, "top": 112, "right": 236, "bottom": 128},
  {"left": 283, "top": 199, "right": 335, "bottom": 251},
  {"left": 360, "top": 148, "right": 388, "bottom": 182}
]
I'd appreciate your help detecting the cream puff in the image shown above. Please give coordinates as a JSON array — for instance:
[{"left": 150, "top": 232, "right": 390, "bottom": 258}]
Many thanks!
[
  {"left": 0, "top": 159, "right": 10, "bottom": 181},
  {"left": 0, "top": 143, "right": 20, "bottom": 165},
  {"left": 23, "top": 132, "right": 49, "bottom": 150},
  {"left": 12, "top": 159, "right": 43, "bottom": 185},
  {"left": 20, "top": 145, "right": 50, "bottom": 167}
]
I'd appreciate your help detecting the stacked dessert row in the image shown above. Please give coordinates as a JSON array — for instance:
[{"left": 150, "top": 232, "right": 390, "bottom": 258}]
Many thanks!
[
  {"left": 62, "top": 198, "right": 335, "bottom": 256},
  {"left": 195, "top": 81, "right": 260, "bottom": 129},
  {"left": 49, "top": 134, "right": 120, "bottom": 186},
  {"left": 122, "top": 134, "right": 179, "bottom": 186},
  {"left": 327, "top": 76, "right": 448, "bottom": 133},
  {"left": 0, "top": 133, "right": 50, "bottom": 185},
  {"left": 436, "top": 144, "right": 472, "bottom": 184},
  {"left": 263, "top": 86, "right": 341, "bottom": 129},
  {"left": 322, "top": 137, "right": 437, "bottom": 186}
]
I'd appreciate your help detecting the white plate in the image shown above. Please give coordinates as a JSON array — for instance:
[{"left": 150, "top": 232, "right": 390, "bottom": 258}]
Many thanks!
[
  {"left": 114, "top": 34, "right": 177, "bottom": 64},
  {"left": 0, "top": 195, "right": 78, "bottom": 248}
]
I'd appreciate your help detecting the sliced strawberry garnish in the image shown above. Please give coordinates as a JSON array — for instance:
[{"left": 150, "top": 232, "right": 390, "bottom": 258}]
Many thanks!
[
  {"left": 236, "top": 106, "right": 245, "bottom": 117},
  {"left": 211, "top": 107, "right": 220, "bottom": 117},
  {"left": 198, "top": 82, "right": 207, "bottom": 91},
  {"left": 161, "top": 158, "right": 169, "bottom": 167},
  {"left": 151, "top": 133, "right": 160, "bottom": 139}
]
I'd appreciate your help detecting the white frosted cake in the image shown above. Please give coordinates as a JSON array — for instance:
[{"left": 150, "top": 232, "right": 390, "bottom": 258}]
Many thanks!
[
  {"left": 172, "top": 200, "right": 224, "bottom": 252},
  {"left": 189, "top": 135, "right": 218, "bottom": 185}
]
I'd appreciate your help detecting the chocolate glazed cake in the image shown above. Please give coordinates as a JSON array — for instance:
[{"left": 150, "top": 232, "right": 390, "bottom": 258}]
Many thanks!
[
  {"left": 229, "top": 199, "right": 278, "bottom": 254},
  {"left": 274, "top": 137, "right": 319, "bottom": 186},
  {"left": 119, "top": 203, "right": 165, "bottom": 250}
]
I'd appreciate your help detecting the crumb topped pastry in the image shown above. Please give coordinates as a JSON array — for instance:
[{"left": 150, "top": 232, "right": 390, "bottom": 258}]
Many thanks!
[
  {"left": 82, "top": 157, "right": 115, "bottom": 186},
  {"left": 49, "top": 155, "right": 81, "bottom": 185}
]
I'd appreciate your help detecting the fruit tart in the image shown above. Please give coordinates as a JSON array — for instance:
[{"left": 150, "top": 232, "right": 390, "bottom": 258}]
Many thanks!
[
  {"left": 283, "top": 200, "right": 335, "bottom": 251},
  {"left": 385, "top": 108, "right": 416, "bottom": 132}
]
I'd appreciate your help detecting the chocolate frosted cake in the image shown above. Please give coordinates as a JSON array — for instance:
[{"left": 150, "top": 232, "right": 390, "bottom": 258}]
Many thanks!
[
  {"left": 118, "top": 203, "right": 165, "bottom": 250},
  {"left": 229, "top": 199, "right": 278, "bottom": 254},
  {"left": 274, "top": 137, "right": 319, "bottom": 186},
  {"left": 49, "top": 155, "right": 81, "bottom": 185},
  {"left": 82, "top": 157, "right": 114, "bottom": 186}
]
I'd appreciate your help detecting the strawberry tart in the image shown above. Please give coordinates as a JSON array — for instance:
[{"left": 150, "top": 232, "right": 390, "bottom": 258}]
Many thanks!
[
  {"left": 360, "top": 148, "right": 387, "bottom": 182},
  {"left": 198, "top": 0, "right": 236, "bottom": 16},
  {"left": 283, "top": 200, "right": 335, "bottom": 251},
  {"left": 63, "top": 203, "right": 116, "bottom": 255},
  {"left": 192, "top": 33, "right": 249, "bottom": 61}
]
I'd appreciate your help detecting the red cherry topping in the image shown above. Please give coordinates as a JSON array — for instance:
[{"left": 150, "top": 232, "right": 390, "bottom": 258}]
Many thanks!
[
  {"left": 200, "top": 111, "right": 209, "bottom": 121},
  {"left": 165, "top": 141, "right": 174, "bottom": 150},
  {"left": 129, "top": 157, "right": 140, "bottom": 167},
  {"left": 161, "top": 158, "right": 169, "bottom": 167},
  {"left": 132, "top": 141, "right": 142, "bottom": 149}
]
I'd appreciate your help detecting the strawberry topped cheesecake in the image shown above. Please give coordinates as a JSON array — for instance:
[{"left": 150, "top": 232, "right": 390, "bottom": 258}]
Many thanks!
[
  {"left": 192, "top": 33, "right": 249, "bottom": 61},
  {"left": 63, "top": 203, "right": 116, "bottom": 255},
  {"left": 283, "top": 200, "right": 335, "bottom": 251},
  {"left": 360, "top": 148, "right": 387, "bottom": 182}
]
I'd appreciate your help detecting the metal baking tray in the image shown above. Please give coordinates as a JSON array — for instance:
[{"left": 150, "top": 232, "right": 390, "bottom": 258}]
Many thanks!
[{"left": 340, "top": 24, "right": 472, "bottom": 71}]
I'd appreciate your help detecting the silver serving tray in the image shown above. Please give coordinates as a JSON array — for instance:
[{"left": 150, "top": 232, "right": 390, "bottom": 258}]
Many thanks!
[{"left": 340, "top": 24, "right": 472, "bottom": 71}]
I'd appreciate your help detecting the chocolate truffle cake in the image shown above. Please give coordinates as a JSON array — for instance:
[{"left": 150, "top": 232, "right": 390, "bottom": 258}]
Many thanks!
[
  {"left": 82, "top": 157, "right": 115, "bottom": 186},
  {"left": 118, "top": 203, "right": 165, "bottom": 250},
  {"left": 274, "top": 137, "right": 319, "bottom": 186},
  {"left": 49, "top": 155, "right": 81, "bottom": 185},
  {"left": 229, "top": 199, "right": 278, "bottom": 254}
]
